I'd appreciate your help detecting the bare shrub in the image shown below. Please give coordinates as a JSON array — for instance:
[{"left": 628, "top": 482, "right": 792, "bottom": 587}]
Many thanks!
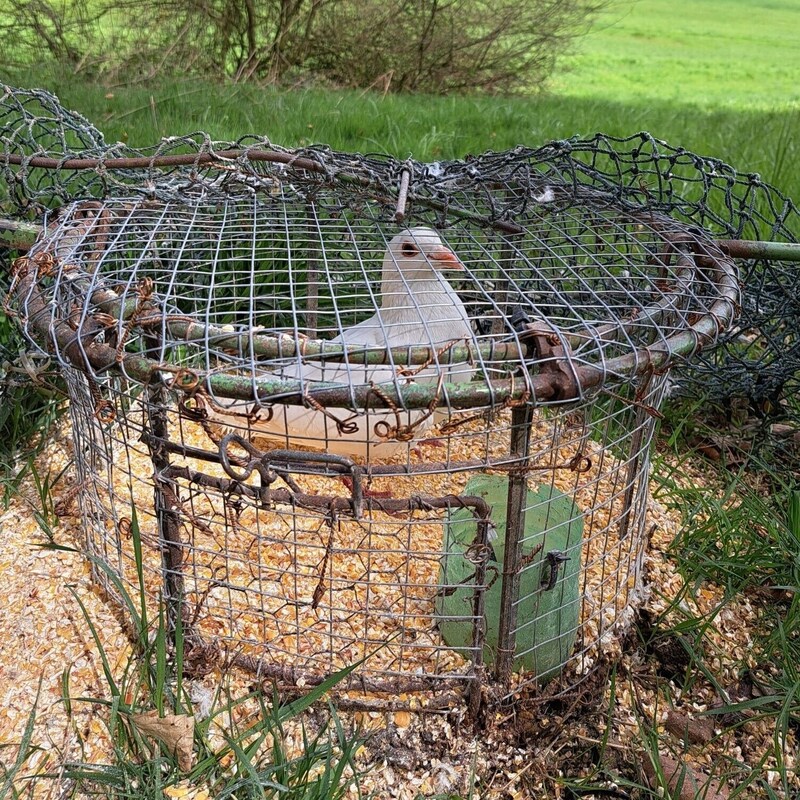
[
  {"left": 97, "top": 0, "right": 337, "bottom": 83},
  {"left": 0, "top": 0, "right": 603, "bottom": 92},
  {"left": 0, "top": 0, "right": 100, "bottom": 70},
  {"left": 308, "top": 0, "right": 604, "bottom": 93}
]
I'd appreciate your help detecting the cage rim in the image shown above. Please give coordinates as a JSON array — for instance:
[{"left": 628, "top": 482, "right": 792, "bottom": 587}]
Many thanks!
[{"left": 10, "top": 206, "right": 739, "bottom": 412}]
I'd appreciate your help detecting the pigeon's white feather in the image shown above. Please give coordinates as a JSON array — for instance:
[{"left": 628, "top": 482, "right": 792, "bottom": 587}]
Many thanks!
[{"left": 204, "top": 228, "right": 472, "bottom": 458}]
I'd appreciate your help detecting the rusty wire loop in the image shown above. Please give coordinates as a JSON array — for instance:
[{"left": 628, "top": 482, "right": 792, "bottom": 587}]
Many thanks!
[
  {"left": 311, "top": 509, "right": 338, "bottom": 610},
  {"left": 114, "top": 277, "right": 155, "bottom": 363},
  {"left": 396, "top": 338, "right": 467, "bottom": 378},
  {"left": 302, "top": 392, "right": 360, "bottom": 436},
  {"left": 370, "top": 373, "right": 444, "bottom": 442}
]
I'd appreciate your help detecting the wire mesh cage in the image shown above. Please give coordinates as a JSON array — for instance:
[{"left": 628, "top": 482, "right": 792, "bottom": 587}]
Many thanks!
[{"left": 6, "top": 140, "right": 739, "bottom": 710}]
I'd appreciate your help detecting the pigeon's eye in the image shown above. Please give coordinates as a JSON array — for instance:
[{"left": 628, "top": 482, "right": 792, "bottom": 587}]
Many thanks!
[{"left": 400, "top": 242, "right": 418, "bottom": 257}]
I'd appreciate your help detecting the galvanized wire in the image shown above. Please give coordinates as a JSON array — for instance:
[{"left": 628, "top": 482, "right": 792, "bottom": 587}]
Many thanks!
[
  {"left": 0, "top": 82, "right": 783, "bottom": 709},
  {"left": 3, "top": 84, "right": 798, "bottom": 430},
  {"left": 6, "top": 158, "right": 737, "bottom": 708}
]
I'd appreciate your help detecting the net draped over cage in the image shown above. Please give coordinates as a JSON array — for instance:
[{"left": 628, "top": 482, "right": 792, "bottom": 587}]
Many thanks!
[
  {"left": 6, "top": 83, "right": 791, "bottom": 710},
  {"left": 2, "top": 83, "right": 798, "bottom": 422}
]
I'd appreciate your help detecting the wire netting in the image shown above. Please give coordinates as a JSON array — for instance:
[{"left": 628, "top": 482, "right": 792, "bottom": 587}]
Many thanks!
[
  {"left": 0, "top": 83, "right": 791, "bottom": 709},
  {"left": 6, "top": 170, "right": 737, "bottom": 710},
  {"left": 2, "top": 83, "right": 798, "bottom": 425}
]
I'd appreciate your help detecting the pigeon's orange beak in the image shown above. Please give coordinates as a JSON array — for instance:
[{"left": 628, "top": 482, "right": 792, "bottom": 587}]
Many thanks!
[{"left": 428, "top": 246, "right": 465, "bottom": 271}]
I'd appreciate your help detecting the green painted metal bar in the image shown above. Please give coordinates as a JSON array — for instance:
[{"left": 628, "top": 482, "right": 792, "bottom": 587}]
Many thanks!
[
  {"left": 0, "top": 218, "right": 40, "bottom": 251},
  {"left": 12, "top": 229, "right": 741, "bottom": 411},
  {"left": 718, "top": 239, "right": 800, "bottom": 262}
]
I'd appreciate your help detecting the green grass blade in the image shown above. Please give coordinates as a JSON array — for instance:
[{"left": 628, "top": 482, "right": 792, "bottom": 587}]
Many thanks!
[
  {"left": 129, "top": 507, "right": 149, "bottom": 637},
  {"left": 80, "top": 554, "right": 144, "bottom": 648},
  {"left": 0, "top": 675, "right": 43, "bottom": 798},
  {"left": 278, "top": 654, "right": 372, "bottom": 723},
  {"left": 154, "top": 603, "right": 167, "bottom": 715},
  {"left": 60, "top": 667, "right": 72, "bottom": 719},
  {"left": 787, "top": 491, "right": 800, "bottom": 545},
  {"left": 67, "top": 587, "right": 119, "bottom": 698},
  {"left": 174, "top": 596, "right": 184, "bottom": 712},
  {"left": 221, "top": 733, "right": 289, "bottom": 796}
]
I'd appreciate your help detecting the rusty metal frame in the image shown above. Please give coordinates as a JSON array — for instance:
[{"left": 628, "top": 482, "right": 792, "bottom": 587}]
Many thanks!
[{"left": 9, "top": 215, "right": 738, "bottom": 415}]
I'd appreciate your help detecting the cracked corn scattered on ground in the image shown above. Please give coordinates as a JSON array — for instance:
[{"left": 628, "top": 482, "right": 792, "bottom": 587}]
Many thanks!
[
  {"left": 1, "top": 412, "right": 797, "bottom": 798},
  {"left": 75, "top": 404, "right": 651, "bottom": 684}
]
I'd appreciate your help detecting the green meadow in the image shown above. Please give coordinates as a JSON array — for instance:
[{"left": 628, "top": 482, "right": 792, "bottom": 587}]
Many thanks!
[
  {"left": 555, "top": 0, "right": 800, "bottom": 110},
  {"left": 2, "top": 3, "right": 800, "bottom": 798},
  {"left": 3, "top": 0, "right": 798, "bottom": 195},
  {"left": 9, "top": 73, "right": 797, "bottom": 197}
]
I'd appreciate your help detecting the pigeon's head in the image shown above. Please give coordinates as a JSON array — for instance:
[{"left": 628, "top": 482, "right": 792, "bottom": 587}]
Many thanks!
[{"left": 385, "top": 227, "right": 464, "bottom": 276}]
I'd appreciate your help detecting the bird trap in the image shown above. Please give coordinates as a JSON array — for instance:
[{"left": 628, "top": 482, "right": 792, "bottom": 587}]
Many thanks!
[
  {"left": 6, "top": 144, "right": 739, "bottom": 711},
  {"left": 3, "top": 83, "right": 760, "bottom": 712}
]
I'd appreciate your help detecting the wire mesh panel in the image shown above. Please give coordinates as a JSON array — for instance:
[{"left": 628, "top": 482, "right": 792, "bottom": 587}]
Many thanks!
[{"left": 7, "top": 155, "right": 737, "bottom": 708}]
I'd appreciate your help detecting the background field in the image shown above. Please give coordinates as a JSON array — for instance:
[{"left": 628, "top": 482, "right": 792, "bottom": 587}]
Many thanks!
[
  {"left": 6, "top": 0, "right": 798, "bottom": 195},
  {"left": 555, "top": 0, "right": 800, "bottom": 110}
]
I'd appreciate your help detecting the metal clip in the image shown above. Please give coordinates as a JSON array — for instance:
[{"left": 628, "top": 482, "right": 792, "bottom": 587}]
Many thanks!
[
  {"left": 520, "top": 320, "right": 580, "bottom": 401},
  {"left": 540, "top": 550, "right": 570, "bottom": 591}
]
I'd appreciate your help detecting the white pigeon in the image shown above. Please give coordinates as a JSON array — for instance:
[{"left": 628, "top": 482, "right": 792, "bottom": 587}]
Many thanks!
[{"left": 203, "top": 227, "right": 473, "bottom": 459}]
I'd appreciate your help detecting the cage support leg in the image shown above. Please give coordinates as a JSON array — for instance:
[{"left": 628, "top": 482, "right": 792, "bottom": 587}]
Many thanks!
[
  {"left": 495, "top": 404, "right": 534, "bottom": 688},
  {"left": 146, "top": 382, "right": 186, "bottom": 639},
  {"left": 468, "top": 516, "right": 492, "bottom": 720}
]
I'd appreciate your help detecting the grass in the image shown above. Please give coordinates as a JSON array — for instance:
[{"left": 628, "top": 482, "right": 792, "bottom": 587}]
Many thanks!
[
  {"left": 1, "top": 0, "right": 798, "bottom": 195},
  {"left": 3, "top": 69, "right": 797, "bottom": 196},
  {"left": 1, "top": 1, "right": 800, "bottom": 795},
  {"left": 0, "top": 307, "right": 64, "bottom": 489},
  {"left": 552, "top": 448, "right": 791, "bottom": 799},
  {"left": 638, "top": 394, "right": 800, "bottom": 797},
  {"left": 556, "top": 0, "right": 800, "bottom": 111}
]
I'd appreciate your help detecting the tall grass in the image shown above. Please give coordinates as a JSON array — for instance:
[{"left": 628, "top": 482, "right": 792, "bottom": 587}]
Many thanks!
[
  {"left": 643, "top": 428, "right": 800, "bottom": 798},
  {"left": 1, "top": 67, "right": 797, "bottom": 195}
]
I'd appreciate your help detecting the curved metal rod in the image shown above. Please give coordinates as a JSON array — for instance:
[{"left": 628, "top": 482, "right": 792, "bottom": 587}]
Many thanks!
[
  {"left": 12, "top": 229, "right": 739, "bottom": 409},
  {"left": 32, "top": 202, "right": 729, "bottom": 370}
]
